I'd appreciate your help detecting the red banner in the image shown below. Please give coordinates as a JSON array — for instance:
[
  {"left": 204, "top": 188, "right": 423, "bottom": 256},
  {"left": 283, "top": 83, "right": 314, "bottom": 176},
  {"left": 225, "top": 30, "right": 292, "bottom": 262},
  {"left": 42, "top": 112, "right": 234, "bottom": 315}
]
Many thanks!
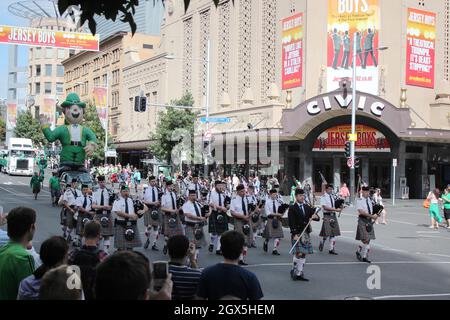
[
  {"left": 281, "top": 13, "right": 303, "bottom": 90},
  {"left": 0, "top": 25, "right": 99, "bottom": 51},
  {"left": 405, "top": 8, "right": 435, "bottom": 88}
]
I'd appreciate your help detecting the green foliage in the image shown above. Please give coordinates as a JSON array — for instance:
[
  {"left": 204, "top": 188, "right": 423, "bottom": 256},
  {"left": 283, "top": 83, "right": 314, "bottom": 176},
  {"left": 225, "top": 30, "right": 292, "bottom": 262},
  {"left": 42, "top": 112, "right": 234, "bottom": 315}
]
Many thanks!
[
  {"left": 83, "top": 102, "right": 106, "bottom": 161},
  {"left": 149, "top": 92, "right": 197, "bottom": 164},
  {"left": 0, "top": 118, "right": 5, "bottom": 143},
  {"left": 14, "top": 111, "right": 46, "bottom": 146}
]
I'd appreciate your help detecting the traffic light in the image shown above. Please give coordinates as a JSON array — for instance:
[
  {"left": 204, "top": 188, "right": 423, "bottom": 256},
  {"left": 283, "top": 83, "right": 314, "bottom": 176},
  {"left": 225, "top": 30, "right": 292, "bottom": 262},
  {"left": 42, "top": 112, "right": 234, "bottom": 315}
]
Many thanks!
[
  {"left": 354, "top": 157, "right": 360, "bottom": 168},
  {"left": 140, "top": 96, "right": 147, "bottom": 112},
  {"left": 344, "top": 142, "right": 351, "bottom": 158},
  {"left": 134, "top": 96, "right": 140, "bottom": 112}
]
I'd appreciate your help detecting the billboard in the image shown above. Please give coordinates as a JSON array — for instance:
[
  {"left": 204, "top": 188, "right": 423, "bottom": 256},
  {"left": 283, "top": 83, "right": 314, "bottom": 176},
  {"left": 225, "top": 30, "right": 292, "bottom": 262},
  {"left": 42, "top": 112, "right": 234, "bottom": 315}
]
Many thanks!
[
  {"left": 42, "top": 97, "right": 56, "bottom": 129},
  {"left": 281, "top": 13, "right": 303, "bottom": 90},
  {"left": 6, "top": 103, "right": 17, "bottom": 130},
  {"left": 327, "top": 0, "right": 379, "bottom": 94},
  {"left": 405, "top": 8, "right": 436, "bottom": 88},
  {"left": 92, "top": 87, "right": 108, "bottom": 131},
  {"left": 313, "top": 124, "right": 390, "bottom": 152},
  {"left": 0, "top": 25, "right": 99, "bottom": 51}
]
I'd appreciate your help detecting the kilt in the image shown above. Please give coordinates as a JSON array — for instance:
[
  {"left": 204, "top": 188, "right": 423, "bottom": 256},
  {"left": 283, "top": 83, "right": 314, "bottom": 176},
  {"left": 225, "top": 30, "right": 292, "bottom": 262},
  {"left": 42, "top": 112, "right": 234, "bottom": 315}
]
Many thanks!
[
  {"left": 76, "top": 213, "right": 94, "bottom": 236},
  {"left": 163, "top": 214, "right": 184, "bottom": 238},
  {"left": 60, "top": 207, "right": 77, "bottom": 229},
  {"left": 185, "top": 223, "right": 207, "bottom": 248},
  {"left": 114, "top": 221, "right": 142, "bottom": 249},
  {"left": 233, "top": 219, "right": 253, "bottom": 247},
  {"left": 355, "top": 218, "right": 376, "bottom": 242},
  {"left": 208, "top": 210, "right": 229, "bottom": 235},
  {"left": 144, "top": 207, "right": 162, "bottom": 227},
  {"left": 262, "top": 217, "right": 284, "bottom": 239},
  {"left": 94, "top": 211, "right": 114, "bottom": 237},
  {"left": 319, "top": 214, "right": 341, "bottom": 237},
  {"left": 250, "top": 214, "right": 264, "bottom": 231},
  {"left": 291, "top": 233, "right": 313, "bottom": 255}
]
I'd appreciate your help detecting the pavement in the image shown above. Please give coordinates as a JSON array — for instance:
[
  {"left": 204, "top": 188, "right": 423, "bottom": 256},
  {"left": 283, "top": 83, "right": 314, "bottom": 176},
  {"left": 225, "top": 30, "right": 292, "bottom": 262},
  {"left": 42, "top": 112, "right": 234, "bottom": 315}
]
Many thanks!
[{"left": 1, "top": 170, "right": 450, "bottom": 300}]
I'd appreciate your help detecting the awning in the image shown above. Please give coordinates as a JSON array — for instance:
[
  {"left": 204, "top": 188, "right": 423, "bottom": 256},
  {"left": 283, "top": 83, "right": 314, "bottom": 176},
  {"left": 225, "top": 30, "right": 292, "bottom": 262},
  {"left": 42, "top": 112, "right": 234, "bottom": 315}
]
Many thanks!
[{"left": 115, "top": 140, "right": 152, "bottom": 151}]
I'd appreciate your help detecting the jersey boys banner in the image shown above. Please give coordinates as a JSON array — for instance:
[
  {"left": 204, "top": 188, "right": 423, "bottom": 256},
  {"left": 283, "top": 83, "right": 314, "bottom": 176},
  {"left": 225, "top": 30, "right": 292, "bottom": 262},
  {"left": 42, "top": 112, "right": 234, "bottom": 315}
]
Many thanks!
[
  {"left": 406, "top": 8, "right": 436, "bottom": 88},
  {"left": 281, "top": 13, "right": 303, "bottom": 90},
  {"left": 327, "top": 0, "right": 379, "bottom": 95},
  {"left": 313, "top": 125, "right": 390, "bottom": 152},
  {"left": 92, "top": 87, "right": 108, "bottom": 131},
  {"left": 0, "top": 25, "right": 99, "bottom": 51}
]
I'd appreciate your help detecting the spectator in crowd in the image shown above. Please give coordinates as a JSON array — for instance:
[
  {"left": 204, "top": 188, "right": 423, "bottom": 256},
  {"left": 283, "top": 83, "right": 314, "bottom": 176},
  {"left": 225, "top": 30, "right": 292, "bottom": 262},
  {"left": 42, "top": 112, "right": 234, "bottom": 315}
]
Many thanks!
[
  {"left": 196, "top": 230, "right": 263, "bottom": 300},
  {"left": 95, "top": 251, "right": 172, "bottom": 300},
  {"left": 0, "top": 207, "right": 37, "bottom": 300},
  {"left": 39, "top": 265, "right": 82, "bottom": 300},
  {"left": 339, "top": 183, "right": 350, "bottom": 205},
  {"left": 18, "top": 236, "right": 68, "bottom": 300},
  {"left": 167, "top": 235, "right": 202, "bottom": 300},
  {"left": 427, "top": 188, "right": 443, "bottom": 229},
  {"left": 0, "top": 208, "right": 9, "bottom": 247},
  {"left": 442, "top": 185, "right": 450, "bottom": 229},
  {"left": 68, "top": 220, "right": 107, "bottom": 300}
]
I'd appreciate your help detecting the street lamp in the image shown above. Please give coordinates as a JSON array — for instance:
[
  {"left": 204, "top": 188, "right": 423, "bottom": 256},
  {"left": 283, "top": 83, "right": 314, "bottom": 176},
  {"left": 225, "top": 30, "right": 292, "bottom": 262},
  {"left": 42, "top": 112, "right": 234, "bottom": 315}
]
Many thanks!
[{"left": 349, "top": 34, "right": 388, "bottom": 205}]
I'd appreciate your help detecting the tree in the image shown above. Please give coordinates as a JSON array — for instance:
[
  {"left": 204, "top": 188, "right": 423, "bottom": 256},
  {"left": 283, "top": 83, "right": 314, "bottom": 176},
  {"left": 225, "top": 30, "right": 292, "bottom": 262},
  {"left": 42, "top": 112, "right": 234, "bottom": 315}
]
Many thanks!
[
  {"left": 14, "top": 111, "right": 46, "bottom": 146},
  {"left": 58, "top": 0, "right": 234, "bottom": 35},
  {"left": 149, "top": 92, "right": 198, "bottom": 164},
  {"left": 83, "top": 102, "right": 106, "bottom": 162},
  {"left": 0, "top": 118, "right": 5, "bottom": 143}
]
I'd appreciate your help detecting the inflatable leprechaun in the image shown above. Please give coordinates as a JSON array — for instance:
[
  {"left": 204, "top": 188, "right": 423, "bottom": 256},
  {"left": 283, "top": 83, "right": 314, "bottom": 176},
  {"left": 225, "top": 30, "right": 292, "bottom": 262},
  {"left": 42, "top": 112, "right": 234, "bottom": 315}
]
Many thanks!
[{"left": 40, "top": 93, "right": 97, "bottom": 174}]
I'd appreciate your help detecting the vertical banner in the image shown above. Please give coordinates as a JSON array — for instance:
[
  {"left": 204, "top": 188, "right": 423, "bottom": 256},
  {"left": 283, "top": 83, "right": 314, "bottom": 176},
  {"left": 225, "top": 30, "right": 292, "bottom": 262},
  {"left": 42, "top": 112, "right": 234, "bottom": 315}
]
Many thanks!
[
  {"left": 281, "top": 13, "right": 303, "bottom": 89},
  {"left": 405, "top": 8, "right": 435, "bottom": 88},
  {"left": 92, "top": 87, "right": 108, "bottom": 131},
  {"left": 42, "top": 97, "right": 56, "bottom": 129},
  {"left": 327, "top": 0, "right": 379, "bottom": 94},
  {"left": 6, "top": 102, "right": 17, "bottom": 130}
]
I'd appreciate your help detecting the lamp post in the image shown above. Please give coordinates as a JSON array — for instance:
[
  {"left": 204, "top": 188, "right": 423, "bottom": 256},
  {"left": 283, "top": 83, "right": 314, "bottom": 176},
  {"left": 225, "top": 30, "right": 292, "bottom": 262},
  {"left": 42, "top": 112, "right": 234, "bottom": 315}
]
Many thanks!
[{"left": 349, "top": 33, "right": 388, "bottom": 205}]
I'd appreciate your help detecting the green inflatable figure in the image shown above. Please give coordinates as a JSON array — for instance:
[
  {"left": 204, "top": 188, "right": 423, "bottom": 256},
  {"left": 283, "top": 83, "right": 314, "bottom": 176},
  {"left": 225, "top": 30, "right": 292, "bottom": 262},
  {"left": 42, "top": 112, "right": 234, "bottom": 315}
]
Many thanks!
[{"left": 40, "top": 93, "right": 97, "bottom": 174}]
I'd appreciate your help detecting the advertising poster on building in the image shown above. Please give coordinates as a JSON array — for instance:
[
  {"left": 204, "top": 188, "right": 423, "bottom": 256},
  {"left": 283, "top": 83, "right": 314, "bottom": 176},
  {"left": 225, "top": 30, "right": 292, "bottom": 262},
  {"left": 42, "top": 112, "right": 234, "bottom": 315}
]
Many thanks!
[
  {"left": 0, "top": 25, "right": 99, "bottom": 51},
  {"left": 92, "top": 87, "right": 108, "bottom": 131},
  {"left": 281, "top": 13, "right": 303, "bottom": 89},
  {"left": 42, "top": 97, "right": 56, "bottom": 129},
  {"left": 6, "top": 102, "right": 17, "bottom": 130},
  {"left": 405, "top": 8, "right": 436, "bottom": 88},
  {"left": 327, "top": 0, "right": 379, "bottom": 94},
  {"left": 312, "top": 124, "right": 390, "bottom": 152}
]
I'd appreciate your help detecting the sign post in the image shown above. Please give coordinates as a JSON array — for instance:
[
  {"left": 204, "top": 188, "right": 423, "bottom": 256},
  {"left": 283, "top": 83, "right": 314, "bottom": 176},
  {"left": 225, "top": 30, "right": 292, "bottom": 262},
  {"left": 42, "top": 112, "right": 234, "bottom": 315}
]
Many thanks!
[{"left": 392, "top": 158, "right": 397, "bottom": 206}]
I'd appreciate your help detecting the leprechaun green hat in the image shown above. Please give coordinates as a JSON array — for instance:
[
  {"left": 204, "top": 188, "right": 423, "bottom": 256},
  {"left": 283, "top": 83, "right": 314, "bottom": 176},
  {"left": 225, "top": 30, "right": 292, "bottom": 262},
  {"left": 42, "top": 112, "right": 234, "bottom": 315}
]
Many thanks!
[{"left": 60, "top": 93, "right": 86, "bottom": 108}]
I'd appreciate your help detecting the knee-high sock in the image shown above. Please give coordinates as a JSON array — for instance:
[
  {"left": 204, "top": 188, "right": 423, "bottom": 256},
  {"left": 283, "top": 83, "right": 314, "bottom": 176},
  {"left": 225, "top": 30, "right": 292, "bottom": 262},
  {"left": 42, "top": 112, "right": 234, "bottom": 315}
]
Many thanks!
[
  {"left": 357, "top": 244, "right": 363, "bottom": 253},
  {"left": 240, "top": 247, "right": 248, "bottom": 261},
  {"left": 210, "top": 234, "right": 217, "bottom": 245},
  {"left": 215, "top": 235, "right": 221, "bottom": 251},
  {"left": 293, "top": 256, "right": 306, "bottom": 276},
  {"left": 329, "top": 237, "right": 336, "bottom": 250},
  {"left": 362, "top": 244, "right": 370, "bottom": 258},
  {"left": 150, "top": 227, "right": 158, "bottom": 245},
  {"left": 273, "top": 238, "right": 280, "bottom": 250}
]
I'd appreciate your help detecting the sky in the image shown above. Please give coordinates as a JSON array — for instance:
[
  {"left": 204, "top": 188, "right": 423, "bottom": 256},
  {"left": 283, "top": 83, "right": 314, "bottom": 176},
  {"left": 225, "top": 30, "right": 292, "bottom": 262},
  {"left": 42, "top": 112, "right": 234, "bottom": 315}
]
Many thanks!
[{"left": 0, "top": 0, "right": 30, "bottom": 100}]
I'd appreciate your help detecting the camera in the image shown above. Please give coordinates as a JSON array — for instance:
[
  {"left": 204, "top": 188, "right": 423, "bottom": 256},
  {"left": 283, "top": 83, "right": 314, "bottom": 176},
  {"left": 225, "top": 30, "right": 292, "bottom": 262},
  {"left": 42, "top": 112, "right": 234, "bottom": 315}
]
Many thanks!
[{"left": 152, "top": 261, "right": 168, "bottom": 291}]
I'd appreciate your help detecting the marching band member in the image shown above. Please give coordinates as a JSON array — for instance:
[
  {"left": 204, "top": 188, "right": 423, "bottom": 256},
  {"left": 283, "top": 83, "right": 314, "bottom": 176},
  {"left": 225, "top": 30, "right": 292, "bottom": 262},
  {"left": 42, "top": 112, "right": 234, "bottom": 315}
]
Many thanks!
[
  {"left": 263, "top": 189, "right": 285, "bottom": 256},
  {"left": 319, "top": 184, "right": 342, "bottom": 255},
  {"left": 75, "top": 184, "right": 95, "bottom": 247},
  {"left": 92, "top": 175, "right": 114, "bottom": 254},
  {"left": 186, "top": 174, "right": 202, "bottom": 199},
  {"left": 230, "top": 184, "right": 253, "bottom": 265},
  {"left": 355, "top": 186, "right": 379, "bottom": 263},
  {"left": 207, "top": 180, "right": 229, "bottom": 255},
  {"left": 288, "top": 189, "right": 320, "bottom": 281},
  {"left": 62, "top": 178, "right": 82, "bottom": 244},
  {"left": 246, "top": 185, "right": 261, "bottom": 249},
  {"left": 142, "top": 176, "right": 162, "bottom": 251},
  {"left": 161, "top": 180, "right": 184, "bottom": 254}
]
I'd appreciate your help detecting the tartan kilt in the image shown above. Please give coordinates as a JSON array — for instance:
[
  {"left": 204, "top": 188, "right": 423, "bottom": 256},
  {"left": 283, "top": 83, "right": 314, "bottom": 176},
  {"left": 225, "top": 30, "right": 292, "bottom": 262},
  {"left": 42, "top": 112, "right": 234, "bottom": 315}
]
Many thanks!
[
  {"left": 60, "top": 207, "right": 76, "bottom": 229},
  {"left": 291, "top": 233, "right": 313, "bottom": 255},
  {"left": 163, "top": 214, "right": 184, "bottom": 238},
  {"left": 144, "top": 207, "right": 162, "bottom": 227},
  {"left": 355, "top": 219, "right": 376, "bottom": 242},
  {"left": 208, "top": 210, "right": 229, "bottom": 235},
  {"left": 319, "top": 214, "right": 341, "bottom": 237},
  {"left": 76, "top": 213, "right": 94, "bottom": 236},
  {"left": 94, "top": 212, "right": 114, "bottom": 237},
  {"left": 233, "top": 219, "right": 253, "bottom": 247},
  {"left": 262, "top": 217, "right": 284, "bottom": 239},
  {"left": 185, "top": 224, "right": 207, "bottom": 248},
  {"left": 114, "top": 221, "right": 142, "bottom": 249},
  {"left": 251, "top": 215, "right": 264, "bottom": 231}
]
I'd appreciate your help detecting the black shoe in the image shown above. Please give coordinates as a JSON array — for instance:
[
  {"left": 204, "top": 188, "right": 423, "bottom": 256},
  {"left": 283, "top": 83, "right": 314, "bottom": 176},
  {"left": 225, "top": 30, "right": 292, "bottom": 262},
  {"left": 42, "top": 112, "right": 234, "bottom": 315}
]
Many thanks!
[
  {"left": 290, "top": 269, "right": 296, "bottom": 280},
  {"left": 296, "top": 274, "right": 309, "bottom": 281},
  {"left": 272, "top": 250, "right": 280, "bottom": 256},
  {"left": 263, "top": 241, "right": 268, "bottom": 252},
  {"left": 163, "top": 245, "right": 167, "bottom": 255},
  {"left": 319, "top": 242, "right": 324, "bottom": 252},
  {"left": 208, "top": 244, "right": 214, "bottom": 253},
  {"left": 143, "top": 238, "right": 150, "bottom": 249},
  {"left": 356, "top": 251, "right": 362, "bottom": 261},
  {"left": 216, "top": 250, "right": 222, "bottom": 255},
  {"left": 329, "top": 250, "right": 338, "bottom": 255},
  {"left": 151, "top": 245, "right": 159, "bottom": 251},
  {"left": 362, "top": 258, "right": 371, "bottom": 263},
  {"left": 238, "top": 260, "right": 248, "bottom": 266}
]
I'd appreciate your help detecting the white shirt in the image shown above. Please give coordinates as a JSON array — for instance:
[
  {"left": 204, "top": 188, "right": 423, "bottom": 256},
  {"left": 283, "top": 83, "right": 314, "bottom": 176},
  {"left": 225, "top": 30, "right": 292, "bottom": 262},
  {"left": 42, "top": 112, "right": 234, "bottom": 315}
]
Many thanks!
[
  {"left": 265, "top": 197, "right": 280, "bottom": 215},
  {"left": 92, "top": 188, "right": 111, "bottom": 211},
  {"left": 161, "top": 190, "right": 177, "bottom": 210},
  {"left": 63, "top": 188, "right": 82, "bottom": 206},
  {"left": 76, "top": 194, "right": 93, "bottom": 212},
  {"left": 356, "top": 197, "right": 373, "bottom": 216},
  {"left": 246, "top": 194, "right": 257, "bottom": 205},
  {"left": 112, "top": 197, "right": 135, "bottom": 220},
  {"left": 70, "top": 124, "right": 82, "bottom": 142},
  {"left": 209, "top": 190, "right": 224, "bottom": 207},
  {"left": 182, "top": 200, "right": 203, "bottom": 223},
  {"left": 186, "top": 182, "right": 201, "bottom": 198},
  {"left": 230, "top": 195, "right": 248, "bottom": 216},
  {"left": 143, "top": 186, "right": 160, "bottom": 203},
  {"left": 320, "top": 193, "right": 335, "bottom": 212}
]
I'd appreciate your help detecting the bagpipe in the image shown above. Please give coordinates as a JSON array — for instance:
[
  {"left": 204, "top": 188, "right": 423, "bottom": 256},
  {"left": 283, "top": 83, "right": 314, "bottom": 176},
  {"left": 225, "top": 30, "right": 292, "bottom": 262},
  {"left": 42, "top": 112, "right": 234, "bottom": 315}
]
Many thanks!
[{"left": 364, "top": 203, "right": 384, "bottom": 233}]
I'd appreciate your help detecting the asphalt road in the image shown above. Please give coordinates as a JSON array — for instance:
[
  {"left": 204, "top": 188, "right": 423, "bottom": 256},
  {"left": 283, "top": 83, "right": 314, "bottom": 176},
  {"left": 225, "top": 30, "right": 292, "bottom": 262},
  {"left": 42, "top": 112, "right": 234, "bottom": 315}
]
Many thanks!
[{"left": 1, "top": 171, "right": 450, "bottom": 300}]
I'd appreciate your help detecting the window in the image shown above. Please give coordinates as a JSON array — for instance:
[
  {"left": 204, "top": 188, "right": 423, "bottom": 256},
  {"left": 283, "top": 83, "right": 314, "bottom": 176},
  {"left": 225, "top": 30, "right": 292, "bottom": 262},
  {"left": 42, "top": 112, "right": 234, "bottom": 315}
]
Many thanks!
[
  {"left": 143, "top": 44, "right": 154, "bottom": 49},
  {"left": 56, "top": 82, "right": 64, "bottom": 94},
  {"left": 112, "top": 49, "right": 120, "bottom": 62},
  {"left": 45, "top": 82, "right": 52, "bottom": 94},
  {"left": 94, "top": 58, "right": 100, "bottom": 70},
  {"left": 57, "top": 49, "right": 65, "bottom": 59},
  {"left": 28, "top": 83, "right": 32, "bottom": 94},
  {"left": 45, "top": 48, "right": 53, "bottom": 59},
  {"left": 45, "top": 64, "right": 52, "bottom": 76},
  {"left": 94, "top": 77, "right": 100, "bottom": 87},
  {"left": 112, "top": 69, "right": 119, "bottom": 85},
  {"left": 112, "top": 91, "right": 119, "bottom": 107},
  {"left": 102, "top": 74, "right": 107, "bottom": 87},
  {"left": 29, "top": 66, "right": 32, "bottom": 77},
  {"left": 57, "top": 65, "right": 64, "bottom": 77},
  {"left": 35, "top": 65, "right": 41, "bottom": 76},
  {"left": 35, "top": 82, "right": 41, "bottom": 94},
  {"left": 102, "top": 54, "right": 109, "bottom": 66},
  {"left": 83, "top": 81, "right": 89, "bottom": 95},
  {"left": 35, "top": 48, "right": 41, "bottom": 59}
]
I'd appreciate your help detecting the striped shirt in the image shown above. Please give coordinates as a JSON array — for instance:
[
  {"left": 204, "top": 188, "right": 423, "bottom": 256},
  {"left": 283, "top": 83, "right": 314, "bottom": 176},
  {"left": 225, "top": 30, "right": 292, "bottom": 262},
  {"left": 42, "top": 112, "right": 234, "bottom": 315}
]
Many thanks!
[{"left": 169, "top": 263, "right": 202, "bottom": 300}]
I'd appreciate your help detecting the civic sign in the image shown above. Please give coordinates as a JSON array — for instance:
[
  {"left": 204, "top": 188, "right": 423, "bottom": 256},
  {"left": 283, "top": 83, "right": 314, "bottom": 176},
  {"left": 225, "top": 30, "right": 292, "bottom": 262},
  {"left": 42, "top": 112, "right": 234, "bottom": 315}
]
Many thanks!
[{"left": 200, "top": 117, "right": 231, "bottom": 123}]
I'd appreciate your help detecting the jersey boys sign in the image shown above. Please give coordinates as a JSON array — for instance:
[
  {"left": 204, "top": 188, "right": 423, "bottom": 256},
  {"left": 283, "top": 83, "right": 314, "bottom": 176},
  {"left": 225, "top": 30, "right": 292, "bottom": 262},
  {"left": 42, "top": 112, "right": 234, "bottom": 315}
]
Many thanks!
[
  {"left": 281, "top": 13, "right": 303, "bottom": 89},
  {"left": 313, "top": 124, "right": 390, "bottom": 152}
]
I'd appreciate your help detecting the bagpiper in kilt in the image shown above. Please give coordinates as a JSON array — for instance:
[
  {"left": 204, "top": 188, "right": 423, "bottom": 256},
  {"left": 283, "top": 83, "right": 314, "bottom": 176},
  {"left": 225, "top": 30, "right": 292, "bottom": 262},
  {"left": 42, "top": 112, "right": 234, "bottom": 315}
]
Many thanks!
[
  {"left": 161, "top": 181, "right": 184, "bottom": 254},
  {"left": 91, "top": 175, "right": 114, "bottom": 254},
  {"left": 207, "top": 180, "right": 229, "bottom": 255},
  {"left": 142, "top": 176, "right": 162, "bottom": 251},
  {"left": 355, "top": 186, "right": 379, "bottom": 264},
  {"left": 319, "top": 184, "right": 342, "bottom": 255},
  {"left": 245, "top": 186, "right": 261, "bottom": 249},
  {"left": 75, "top": 185, "right": 95, "bottom": 246},
  {"left": 230, "top": 184, "right": 253, "bottom": 266},
  {"left": 182, "top": 190, "right": 208, "bottom": 265},
  {"left": 62, "top": 178, "right": 82, "bottom": 244},
  {"left": 288, "top": 188, "right": 320, "bottom": 281},
  {"left": 112, "top": 185, "right": 143, "bottom": 250},
  {"left": 263, "top": 189, "right": 285, "bottom": 256}
]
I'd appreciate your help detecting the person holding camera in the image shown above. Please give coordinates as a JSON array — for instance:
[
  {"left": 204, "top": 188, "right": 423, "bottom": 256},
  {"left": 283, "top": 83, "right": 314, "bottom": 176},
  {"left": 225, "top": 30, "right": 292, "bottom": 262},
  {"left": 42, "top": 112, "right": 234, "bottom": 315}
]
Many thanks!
[{"left": 263, "top": 189, "right": 285, "bottom": 256}]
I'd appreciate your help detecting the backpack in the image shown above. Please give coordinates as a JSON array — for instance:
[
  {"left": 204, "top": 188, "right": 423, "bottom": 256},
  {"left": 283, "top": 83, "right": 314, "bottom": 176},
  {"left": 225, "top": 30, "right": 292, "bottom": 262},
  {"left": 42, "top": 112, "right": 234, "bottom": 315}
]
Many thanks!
[{"left": 70, "top": 247, "right": 102, "bottom": 300}]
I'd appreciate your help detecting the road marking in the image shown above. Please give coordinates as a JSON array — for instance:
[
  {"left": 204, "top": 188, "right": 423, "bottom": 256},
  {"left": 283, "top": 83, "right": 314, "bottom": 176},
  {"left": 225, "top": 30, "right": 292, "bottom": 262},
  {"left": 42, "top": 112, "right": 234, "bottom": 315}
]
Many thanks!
[
  {"left": 245, "top": 261, "right": 450, "bottom": 267},
  {"left": 373, "top": 293, "right": 450, "bottom": 300},
  {"left": 340, "top": 213, "right": 417, "bottom": 226},
  {"left": 416, "top": 231, "right": 440, "bottom": 234},
  {"left": 0, "top": 185, "right": 20, "bottom": 195}
]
